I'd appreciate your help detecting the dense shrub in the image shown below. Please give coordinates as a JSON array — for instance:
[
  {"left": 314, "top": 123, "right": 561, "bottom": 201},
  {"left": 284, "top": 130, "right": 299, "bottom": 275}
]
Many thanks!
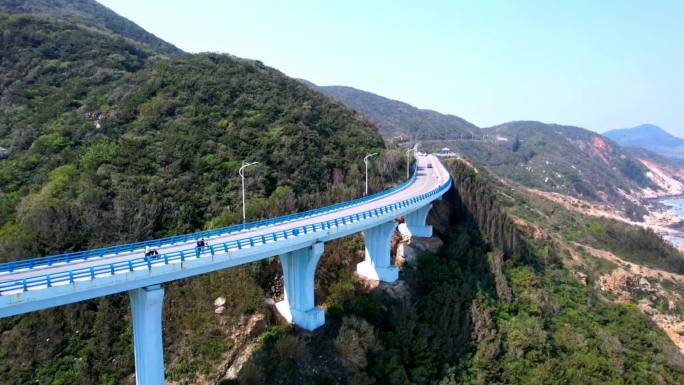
[
  {"left": 275, "top": 335, "right": 308, "bottom": 363},
  {"left": 335, "top": 316, "right": 380, "bottom": 371}
]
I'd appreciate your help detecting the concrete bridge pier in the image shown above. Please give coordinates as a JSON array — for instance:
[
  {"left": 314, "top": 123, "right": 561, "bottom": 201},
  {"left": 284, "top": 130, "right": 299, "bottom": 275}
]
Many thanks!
[
  {"left": 276, "top": 242, "right": 326, "bottom": 331},
  {"left": 405, "top": 204, "right": 433, "bottom": 237},
  {"left": 129, "top": 285, "right": 165, "bottom": 385},
  {"left": 357, "top": 220, "right": 399, "bottom": 283}
]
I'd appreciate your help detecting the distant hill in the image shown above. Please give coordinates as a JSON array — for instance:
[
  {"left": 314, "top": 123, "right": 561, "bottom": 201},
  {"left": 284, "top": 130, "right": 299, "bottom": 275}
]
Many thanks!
[
  {"left": 604, "top": 124, "right": 684, "bottom": 158},
  {"left": 472, "top": 121, "right": 658, "bottom": 203},
  {"left": 305, "top": 80, "right": 684, "bottom": 208},
  {"left": 0, "top": 0, "right": 183, "bottom": 55},
  {"left": 303, "top": 81, "right": 480, "bottom": 141},
  {"left": 304, "top": 79, "right": 669, "bottom": 207}
]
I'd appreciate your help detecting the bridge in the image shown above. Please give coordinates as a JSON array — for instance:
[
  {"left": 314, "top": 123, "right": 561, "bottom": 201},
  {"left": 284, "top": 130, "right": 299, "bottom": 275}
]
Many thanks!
[{"left": 0, "top": 154, "right": 451, "bottom": 385}]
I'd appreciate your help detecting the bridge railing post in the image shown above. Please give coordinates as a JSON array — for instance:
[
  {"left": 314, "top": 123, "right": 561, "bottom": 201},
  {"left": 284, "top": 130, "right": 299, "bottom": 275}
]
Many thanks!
[{"left": 129, "top": 285, "right": 165, "bottom": 385}]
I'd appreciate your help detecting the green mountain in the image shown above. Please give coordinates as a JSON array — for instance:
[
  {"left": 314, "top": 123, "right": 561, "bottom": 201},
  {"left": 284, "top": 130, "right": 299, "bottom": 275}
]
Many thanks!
[
  {"left": 1, "top": 3, "right": 683, "bottom": 385},
  {"left": 306, "top": 80, "right": 661, "bottom": 208},
  {"left": 305, "top": 82, "right": 481, "bottom": 141},
  {"left": 237, "top": 160, "right": 684, "bottom": 384},
  {"left": 604, "top": 124, "right": 684, "bottom": 159},
  {"left": 0, "top": 10, "right": 394, "bottom": 384},
  {"left": 0, "top": 10, "right": 387, "bottom": 256},
  {"left": 474, "top": 121, "right": 657, "bottom": 202},
  {"left": 0, "top": 0, "right": 183, "bottom": 54}
]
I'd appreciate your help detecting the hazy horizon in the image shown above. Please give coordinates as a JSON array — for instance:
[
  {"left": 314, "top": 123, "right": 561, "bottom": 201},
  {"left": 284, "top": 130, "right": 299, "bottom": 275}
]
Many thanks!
[{"left": 99, "top": 0, "right": 684, "bottom": 136}]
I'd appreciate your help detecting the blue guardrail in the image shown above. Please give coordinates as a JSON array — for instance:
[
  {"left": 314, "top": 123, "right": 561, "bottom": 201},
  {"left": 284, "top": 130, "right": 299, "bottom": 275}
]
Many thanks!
[{"left": 0, "top": 162, "right": 452, "bottom": 295}]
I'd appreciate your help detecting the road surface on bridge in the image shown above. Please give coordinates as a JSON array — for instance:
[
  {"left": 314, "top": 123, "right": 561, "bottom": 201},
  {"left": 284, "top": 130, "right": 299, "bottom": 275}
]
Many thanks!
[{"left": 0, "top": 154, "right": 449, "bottom": 285}]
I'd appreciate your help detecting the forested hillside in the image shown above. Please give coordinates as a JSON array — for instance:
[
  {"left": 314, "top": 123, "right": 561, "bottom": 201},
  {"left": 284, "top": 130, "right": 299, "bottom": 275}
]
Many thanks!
[
  {"left": 214, "top": 161, "right": 684, "bottom": 384},
  {"left": 474, "top": 121, "right": 657, "bottom": 202},
  {"left": 304, "top": 82, "right": 480, "bottom": 141},
  {"left": 1, "top": 3, "right": 682, "bottom": 385},
  {"left": 0, "top": 0, "right": 183, "bottom": 54},
  {"left": 0, "top": 11, "right": 400, "bottom": 384},
  {"left": 0, "top": 11, "right": 389, "bottom": 260},
  {"left": 440, "top": 162, "right": 683, "bottom": 383}
]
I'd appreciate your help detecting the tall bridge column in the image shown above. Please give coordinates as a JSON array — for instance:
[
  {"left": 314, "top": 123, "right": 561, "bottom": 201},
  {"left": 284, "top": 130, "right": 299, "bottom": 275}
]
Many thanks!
[
  {"left": 129, "top": 285, "right": 165, "bottom": 385},
  {"left": 357, "top": 220, "right": 398, "bottom": 283},
  {"left": 276, "top": 242, "right": 325, "bottom": 331},
  {"left": 405, "top": 204, "right": 433, "bottom": 237}
]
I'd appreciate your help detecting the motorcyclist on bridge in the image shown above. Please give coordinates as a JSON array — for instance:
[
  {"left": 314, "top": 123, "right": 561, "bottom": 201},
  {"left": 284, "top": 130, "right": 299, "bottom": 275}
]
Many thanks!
[
  {"left": 195, "top": 238, "right": 207, "bottom": 257},
  {"left": 144, "top": 246, "right": 159, "bottom": 260}
]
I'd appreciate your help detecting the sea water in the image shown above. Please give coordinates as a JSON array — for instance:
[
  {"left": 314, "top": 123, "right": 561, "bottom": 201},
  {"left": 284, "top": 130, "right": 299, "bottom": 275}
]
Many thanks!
[{"left": 660, "top": 196, "right": 684, "bottom": 246}]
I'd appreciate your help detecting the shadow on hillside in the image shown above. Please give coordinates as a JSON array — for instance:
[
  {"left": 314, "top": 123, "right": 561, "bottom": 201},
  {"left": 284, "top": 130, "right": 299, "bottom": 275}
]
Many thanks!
[{"left": 222, "top": 184, "right": 500, "bottom": 385}]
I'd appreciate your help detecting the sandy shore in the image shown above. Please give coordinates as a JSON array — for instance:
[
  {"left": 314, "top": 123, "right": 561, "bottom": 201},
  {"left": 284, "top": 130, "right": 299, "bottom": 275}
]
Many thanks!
[
  {"left": 643, "top": 196, "right": 684, "bottom": 251},
  {"left": 519, "top": 183, "right": 684, "bottom": 251}
]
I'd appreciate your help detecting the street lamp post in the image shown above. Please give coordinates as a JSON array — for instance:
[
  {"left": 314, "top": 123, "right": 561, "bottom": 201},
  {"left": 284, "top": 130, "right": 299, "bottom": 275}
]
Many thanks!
[
  {"left": 405, "top": 143, "right": 420, "bottom": 180},
  {"left": 364, "top": 153, "right": 377, "bottom": 196},
  {"left": 239, "top": 161, "right": 259, "bottom": 224}
]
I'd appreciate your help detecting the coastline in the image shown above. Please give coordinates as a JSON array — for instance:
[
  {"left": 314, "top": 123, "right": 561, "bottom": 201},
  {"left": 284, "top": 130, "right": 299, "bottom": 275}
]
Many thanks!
[{"left": 644, "top": 195, "right": 684, "bottom": 252}]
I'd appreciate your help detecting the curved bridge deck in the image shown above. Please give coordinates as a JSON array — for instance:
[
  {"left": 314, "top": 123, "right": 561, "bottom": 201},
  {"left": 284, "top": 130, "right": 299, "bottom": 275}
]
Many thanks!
[
  {"left": 0, "top": 154, "right": 451, "bottom": 385},
  {"left": 0, "top": 154, "right": 451, "bottom": 317}
]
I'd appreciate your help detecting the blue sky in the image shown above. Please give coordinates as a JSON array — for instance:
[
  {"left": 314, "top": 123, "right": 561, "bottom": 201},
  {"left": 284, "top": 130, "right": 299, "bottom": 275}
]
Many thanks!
[{"left": 99, "top": 0, "right": 684, "bottom": 135}]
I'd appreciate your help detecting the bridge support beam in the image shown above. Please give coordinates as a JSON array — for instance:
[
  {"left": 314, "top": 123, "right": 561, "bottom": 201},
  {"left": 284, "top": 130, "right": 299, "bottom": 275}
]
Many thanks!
[
  {"left": 129, "top": 285, "right": 165, "bottom": 385},
  {"left": 276, "top": 242, "right": 325, "bottom": 331},
  {"left": 405, "top": 204, "right": 433, "bottom": 238},
  {"left": 357, "top": 221, "right": 398, "bottom": 283}
]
